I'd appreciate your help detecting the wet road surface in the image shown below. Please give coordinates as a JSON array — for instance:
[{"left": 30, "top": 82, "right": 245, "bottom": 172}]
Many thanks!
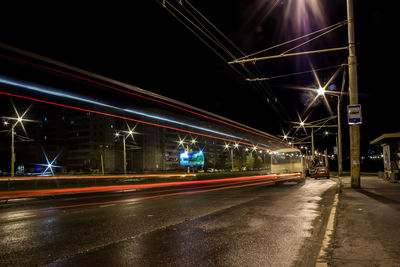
[{"left": 0, "top": 178, "right": 337, "bottom": 266}]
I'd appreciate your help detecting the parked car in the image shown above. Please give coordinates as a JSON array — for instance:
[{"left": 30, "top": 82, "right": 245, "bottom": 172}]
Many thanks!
[{"left": 310, "top": 166, "right": 330, "bottom": 179}]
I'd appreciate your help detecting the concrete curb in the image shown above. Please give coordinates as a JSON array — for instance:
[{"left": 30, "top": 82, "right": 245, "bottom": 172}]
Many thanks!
[{"left": 315, "top": 177, "right": 341, "bottom": 267}]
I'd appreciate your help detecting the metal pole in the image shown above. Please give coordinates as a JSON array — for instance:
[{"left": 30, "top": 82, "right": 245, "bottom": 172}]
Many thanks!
[
  {"left": 231, "top": 149, "right": 234, "bottom": 171},
  {"left": 100, "top": 152, "right": 104, "bottom": 175},
  {"left": 123, "top": 137, "right": 127, "bottom": 175},
  {"left": 337, "top": 98, "right": 343, "bottom": 176},
  {"left": 347, "top": 0, "right": 360, "bottom": 188},
  {"left": 11, "top": 124, "right": 15, "bottom": 177},
  {"left": 311, "top": 128, "right": 315, "bottom": 161},
  {"left": 324, "top": 149, "right": 329, "bottom": 168}
]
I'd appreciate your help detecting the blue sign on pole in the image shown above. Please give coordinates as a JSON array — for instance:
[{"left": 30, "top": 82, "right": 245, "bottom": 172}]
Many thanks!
[{"left": 347, "top": 104, "right": 362, "bottom": 124}]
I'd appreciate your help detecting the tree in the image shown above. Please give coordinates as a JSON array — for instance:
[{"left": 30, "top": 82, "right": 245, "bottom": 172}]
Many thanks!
[
  {"left": 234, "top": 157, "right": 243, "bottom": 171},
  {"left": 246, "top": 154, "right": 255, "bottom": 170},
  {"left": 254, "top": 155, "right": 263, "bottom": 170}
]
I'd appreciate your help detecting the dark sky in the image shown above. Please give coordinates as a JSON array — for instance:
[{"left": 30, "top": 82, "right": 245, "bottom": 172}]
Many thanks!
[{"left": 0, "top": 1, "right": 398, "bottom": 156}]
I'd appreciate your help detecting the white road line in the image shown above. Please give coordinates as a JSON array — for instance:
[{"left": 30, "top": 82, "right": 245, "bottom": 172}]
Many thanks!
[{"left": 316, "top": 182, "right": 340, "bottom": 267}]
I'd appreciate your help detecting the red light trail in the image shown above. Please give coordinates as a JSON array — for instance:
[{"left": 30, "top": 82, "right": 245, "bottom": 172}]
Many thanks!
[
  {"left": 0, "top": 53, "right": 289, "bottom": 147},
  {"left": 0, "top": 173, "right": 300, "bottom": 200},
  {"left": 0, "top": 174, "right": 301, "bottom": 216},
  {"left": 0, "top": 173, "right": 196, "bottom": 181},
  {"left": 0, "top": 91, "right": 278, "bottom": 151}
]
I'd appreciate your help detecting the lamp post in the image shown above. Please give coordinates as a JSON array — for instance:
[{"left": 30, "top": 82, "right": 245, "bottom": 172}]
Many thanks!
[
  {"left": 123, "top": 136, "right": 127, "bottom": 175},
  {"left": 115, "top": 127, "right": 137, "bottom": 175},
  {"left": 331, "top": 94, "right": 343, "bottom": 176},
  {"left": 99, "top": 144, "right": 109, "bottom": 175},
  {"left": 224, "top": 144, "right": 234, "bottom": 171},
  {"left": 315, "top": 91, "right": 343, "bottom": 175},
  {"left": 3, "top": 103, "right": 35, "bottom": 177},
  {"left": 11, "top": 122, "right": 15, "bottom": 177}
]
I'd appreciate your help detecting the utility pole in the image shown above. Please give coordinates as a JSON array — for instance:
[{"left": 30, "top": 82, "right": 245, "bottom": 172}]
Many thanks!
[
  {"left": 123, "top": 137, "right": 127, "bottom": 175},
  {"left": 324, "top": 149, "right": 329, "bottom": 168},
  {"left": 11, "top": 124, "right": 15, "bottom": 177},
  {"left": 311, "top": 128, "right": 315, "bottom": 160},
  {"left": 230, "top": 149, "right": 234, "bottom": 171},
  {"left": 347, "top": 0, "right": 361, "bottom": 188},
  {"left": 337, "top": 98, "right": 343, "bottom": 176}
]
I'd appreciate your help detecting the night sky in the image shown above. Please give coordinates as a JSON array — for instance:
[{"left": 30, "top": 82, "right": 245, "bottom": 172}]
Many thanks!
[{"left": 0, "top": 1, "right": 398, "bottom": 160}]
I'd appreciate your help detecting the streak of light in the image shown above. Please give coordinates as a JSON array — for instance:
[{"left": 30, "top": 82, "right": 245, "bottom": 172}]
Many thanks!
[
  {"left": 2, "top": 176, "right": 269, "bottom": 207},
  {"left": 0, "top": 53, "right": 288, "bottom": 146},
  {"left": 0, "top": 173, "right": 301, "bottom": 201},
  {"left": 0, "top": 174, "right": 301, "bottom": 216},
  {"left": 0, "top": 76, "right": 243, "bottom": 141},
  {"left": 0, "top": 91, "right": 288, "bottom": 153},
  {"left": 0, "top": 173, "right": 196, "bottom": 181}
]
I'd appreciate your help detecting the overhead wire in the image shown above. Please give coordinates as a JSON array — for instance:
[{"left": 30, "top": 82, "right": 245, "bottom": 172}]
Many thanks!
[
  {"left": 161, "top": 1, "right": 277, "bottom": 112},
  {"left": 236, "top": 20, "right": 348, "bottom": 61},
  {"left": 182, "top": 0, "right": 290, "bottom": 117},
  {"left": 159, "top": 0, "right": 292, "bottom": 121},
  {"left": 246, "top": 64, "right": 348, "bottom": 81}
]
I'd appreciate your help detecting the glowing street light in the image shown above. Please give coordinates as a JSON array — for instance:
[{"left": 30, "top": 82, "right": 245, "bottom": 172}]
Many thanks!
[
  {"left": 317, "top": 86, "right": 326, "bottom": 96},
  {"left": 3, "top": 100, "right": 37, "bottom": 177},
  {"left": 115, "top": 123, "right": 139, "bottom": 175},
  {"left": 38, "top": 148, "right": 62, "bottom": 176}
]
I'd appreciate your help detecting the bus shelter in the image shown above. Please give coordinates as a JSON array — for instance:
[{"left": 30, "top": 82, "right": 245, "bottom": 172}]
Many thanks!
[{"left": 370, "top": 133, "right": 400, "bottom": 181}]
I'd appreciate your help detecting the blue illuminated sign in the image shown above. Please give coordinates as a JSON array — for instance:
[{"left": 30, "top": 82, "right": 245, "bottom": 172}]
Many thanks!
[{"left": 179, "top": 151, "right": 204, "bottom": 167}]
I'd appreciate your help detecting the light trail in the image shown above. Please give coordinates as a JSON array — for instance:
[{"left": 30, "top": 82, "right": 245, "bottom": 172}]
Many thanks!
[
  {"left": 0, "top": 76, "right": 244, "bottom": 141},
  {"left": 0, "top": 174, "right": 301, "bottom": 216},
  {"left": 0, "top": 173, "right": 196, "bottom": 181},
  {"left": 0, "top": 91, "right": 277, "bottom": 152},
  {"left": 0, "top": 173, "right": 301, "bottom": 200},
  {"left": 0, "top": 53, "right": 289, "bottom": 147},
  {"left": 0, "top": 175, "right": 278, "bottom": 208}
]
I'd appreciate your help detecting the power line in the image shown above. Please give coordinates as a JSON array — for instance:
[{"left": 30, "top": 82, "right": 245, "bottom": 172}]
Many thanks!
[
  {"left": 235, "top": 20, "right": 348, "bottom": 61},
  {"left": 158, "top": 0, "right": 292, "bottom": 121},
  {"left": 229, "top": 47, "right": 348, "bottom": 64},
  {"left": 246, "top": 64, "right": 348, "bottom": 81}
]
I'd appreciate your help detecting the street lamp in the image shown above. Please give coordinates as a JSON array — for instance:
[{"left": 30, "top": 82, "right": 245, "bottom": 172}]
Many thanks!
[
  {"left": 316, "top": 90, "right": 343, "bottom": 176},
  {"left": 2, "top": 101, "right": 36, "bottom": 177},
  {"left": 317, "top": 86, "right": 325, "bottom": 96},
  {"left": 224, "top": 143, "right": 240, "bottom": 171},
  {"left": 115, "top": 123, "right": 139, "bottom": 175}
]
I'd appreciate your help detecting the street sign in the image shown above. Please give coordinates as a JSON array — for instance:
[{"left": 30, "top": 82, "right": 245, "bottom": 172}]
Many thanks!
[{"left": 347, "top": 104, "right": 362, "bottom": 124}]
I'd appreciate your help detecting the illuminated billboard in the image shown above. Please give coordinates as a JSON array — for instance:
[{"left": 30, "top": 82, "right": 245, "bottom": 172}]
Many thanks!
[{"left": 179, "top": 151, "right": 204, "bottom": 167}]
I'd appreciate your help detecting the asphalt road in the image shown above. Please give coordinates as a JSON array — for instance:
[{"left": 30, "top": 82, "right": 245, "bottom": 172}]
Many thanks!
[{"left": 0, "top": 178, "right": 337, "bottom": 267}]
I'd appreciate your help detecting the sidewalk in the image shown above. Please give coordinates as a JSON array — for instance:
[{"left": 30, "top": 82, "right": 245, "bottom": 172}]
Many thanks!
[{"left": 329, "top": 176, "right": 400, "bottom": 266}]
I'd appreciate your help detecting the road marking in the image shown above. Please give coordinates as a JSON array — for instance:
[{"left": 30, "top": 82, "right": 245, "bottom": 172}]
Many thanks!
[{"left": 316, "top": 182, "right": 339, "bottom": 267}]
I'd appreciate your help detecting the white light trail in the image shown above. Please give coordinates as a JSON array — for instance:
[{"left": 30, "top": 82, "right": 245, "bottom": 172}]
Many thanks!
[{"left": 0, "top": 76, "right": 245, "bottom": 141}]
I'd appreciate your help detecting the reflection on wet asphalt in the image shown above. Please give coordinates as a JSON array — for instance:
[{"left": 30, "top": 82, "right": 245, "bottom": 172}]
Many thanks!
[{"left": 0, "top": 179, "right": 336, "bottom": 266}]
